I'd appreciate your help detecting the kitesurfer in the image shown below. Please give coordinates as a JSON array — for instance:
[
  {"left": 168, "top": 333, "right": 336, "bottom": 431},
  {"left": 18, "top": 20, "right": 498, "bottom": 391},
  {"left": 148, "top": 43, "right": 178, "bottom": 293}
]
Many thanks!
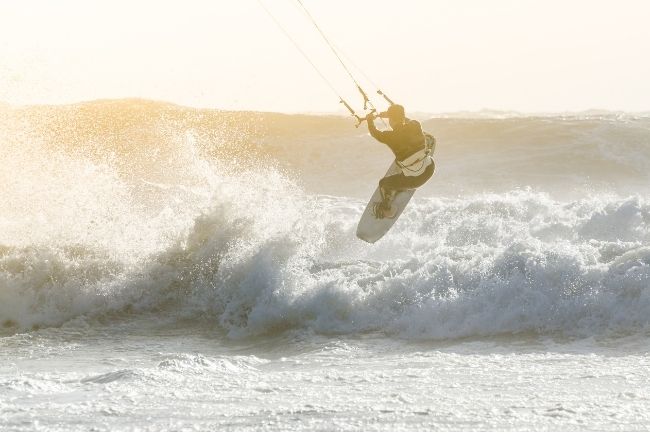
[{"left": 366, "top": 104, "right": 435, "bottom": 218}]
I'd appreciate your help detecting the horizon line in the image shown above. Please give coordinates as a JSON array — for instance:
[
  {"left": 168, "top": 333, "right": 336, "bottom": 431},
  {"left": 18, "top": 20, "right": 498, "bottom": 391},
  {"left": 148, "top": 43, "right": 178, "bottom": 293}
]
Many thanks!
[{"left": 2, "top": 97, "right": 649, "bottom": 119}]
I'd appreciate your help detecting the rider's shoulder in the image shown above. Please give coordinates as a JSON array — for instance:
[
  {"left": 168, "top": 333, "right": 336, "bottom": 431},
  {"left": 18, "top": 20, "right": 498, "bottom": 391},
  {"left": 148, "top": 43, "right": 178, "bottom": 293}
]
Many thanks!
[{"left": 405, "top": 118, "right": 423, "bottom": 131}]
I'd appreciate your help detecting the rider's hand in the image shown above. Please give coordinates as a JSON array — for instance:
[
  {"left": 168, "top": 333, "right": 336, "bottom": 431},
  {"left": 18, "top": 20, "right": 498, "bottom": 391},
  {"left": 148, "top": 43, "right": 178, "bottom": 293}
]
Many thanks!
[{"left": 366, "top": 112, "right": 376, "bottom": 121}]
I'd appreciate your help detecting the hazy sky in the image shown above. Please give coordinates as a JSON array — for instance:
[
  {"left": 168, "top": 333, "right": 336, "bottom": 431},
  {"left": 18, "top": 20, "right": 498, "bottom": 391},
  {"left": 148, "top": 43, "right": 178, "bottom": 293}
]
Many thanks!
[{"left": 1, "top": 0, "right": 649, "bottom": 114}]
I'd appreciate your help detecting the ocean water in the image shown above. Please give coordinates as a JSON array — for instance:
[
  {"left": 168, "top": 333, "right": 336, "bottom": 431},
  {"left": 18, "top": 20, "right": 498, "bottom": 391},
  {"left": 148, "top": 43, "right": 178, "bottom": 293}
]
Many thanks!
[{"left": 2, "top": 99, "right": 650, "bottom": 430}]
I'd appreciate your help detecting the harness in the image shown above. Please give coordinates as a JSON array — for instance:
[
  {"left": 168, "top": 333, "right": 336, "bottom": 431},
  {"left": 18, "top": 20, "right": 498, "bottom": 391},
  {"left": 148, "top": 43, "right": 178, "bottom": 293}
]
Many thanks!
[{"left": 396, "top": 133, "right": 436, "bottom": 177}]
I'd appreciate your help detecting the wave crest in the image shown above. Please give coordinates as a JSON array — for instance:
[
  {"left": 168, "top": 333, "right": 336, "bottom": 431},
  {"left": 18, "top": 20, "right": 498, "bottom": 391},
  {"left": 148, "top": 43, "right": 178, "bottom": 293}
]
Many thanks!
[{"left": 3, "top": 189, "right": 650, "bottom": 340}]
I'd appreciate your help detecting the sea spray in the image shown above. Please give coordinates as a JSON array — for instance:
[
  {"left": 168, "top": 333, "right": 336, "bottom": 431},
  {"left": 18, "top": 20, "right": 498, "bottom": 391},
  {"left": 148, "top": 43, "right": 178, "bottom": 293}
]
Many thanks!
[
  {"left": 2, "top": 100, "right": 650, "bottom": 339},
  {"left": 4, "top": 186, "right": 650, "bottom": 338}
]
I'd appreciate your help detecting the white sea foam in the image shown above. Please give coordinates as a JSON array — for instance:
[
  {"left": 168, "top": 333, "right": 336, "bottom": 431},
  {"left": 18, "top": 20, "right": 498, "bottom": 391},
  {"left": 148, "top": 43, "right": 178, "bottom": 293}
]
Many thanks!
[
  {"left": 2, "top": 101, "right": 650, "bottom": 340},
  {"left": 4, "top": 102, "right": 650, "bottom": 431},
  {"left": 2, "top": 184, "right": 650, "bottom": 339}
]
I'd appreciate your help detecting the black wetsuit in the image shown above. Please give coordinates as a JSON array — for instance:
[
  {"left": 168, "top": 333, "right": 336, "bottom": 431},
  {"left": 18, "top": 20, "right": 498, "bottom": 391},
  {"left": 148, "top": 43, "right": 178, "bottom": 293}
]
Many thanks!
[{"left": 367, "top": 118, "right": 435, "bottom": 192}]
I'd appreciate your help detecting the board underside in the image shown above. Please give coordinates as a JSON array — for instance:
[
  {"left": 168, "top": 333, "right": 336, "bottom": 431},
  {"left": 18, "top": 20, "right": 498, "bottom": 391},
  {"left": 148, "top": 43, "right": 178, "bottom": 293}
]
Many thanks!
[
  {"left": 356, "top": 133, "right": 434, "bottom": 243},
  {"left": 356, "top": 161, "right": 416, "bottom": 243}
]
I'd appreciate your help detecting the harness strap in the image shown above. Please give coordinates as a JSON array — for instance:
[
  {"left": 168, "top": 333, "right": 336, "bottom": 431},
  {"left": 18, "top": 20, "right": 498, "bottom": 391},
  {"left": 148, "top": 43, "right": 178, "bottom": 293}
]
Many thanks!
[{"left": 397, "top": 134, "right": 436, "bottom": 176}]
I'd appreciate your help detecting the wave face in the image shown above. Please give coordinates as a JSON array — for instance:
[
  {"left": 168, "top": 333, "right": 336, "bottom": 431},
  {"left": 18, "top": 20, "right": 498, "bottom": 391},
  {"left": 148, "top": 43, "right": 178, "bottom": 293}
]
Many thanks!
[{"left": 2, "top": 100, "right": 650, "bottom": 339}]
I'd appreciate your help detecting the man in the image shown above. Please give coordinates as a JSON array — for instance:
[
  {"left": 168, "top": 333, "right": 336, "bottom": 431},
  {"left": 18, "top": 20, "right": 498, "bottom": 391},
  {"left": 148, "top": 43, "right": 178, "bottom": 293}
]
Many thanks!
[{"left": 366, "top": 104, "right": 435, "bottom": 218}]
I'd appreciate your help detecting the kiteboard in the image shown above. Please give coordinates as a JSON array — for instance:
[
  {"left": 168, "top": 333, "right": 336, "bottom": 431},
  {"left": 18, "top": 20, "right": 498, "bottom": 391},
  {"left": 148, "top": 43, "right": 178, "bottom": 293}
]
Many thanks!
[{"left": 356, "top": 133, "right": 436, "bottom": 243}]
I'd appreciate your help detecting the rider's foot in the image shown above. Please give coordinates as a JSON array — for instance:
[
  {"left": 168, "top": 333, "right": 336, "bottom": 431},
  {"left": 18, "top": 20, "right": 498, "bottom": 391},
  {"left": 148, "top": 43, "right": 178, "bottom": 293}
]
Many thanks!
[
  {"left": 372, "top": 201, "right": 397, "bottom": 219},
  {"left": 382, "top": 203, "right": 397, "bottom": 218}
]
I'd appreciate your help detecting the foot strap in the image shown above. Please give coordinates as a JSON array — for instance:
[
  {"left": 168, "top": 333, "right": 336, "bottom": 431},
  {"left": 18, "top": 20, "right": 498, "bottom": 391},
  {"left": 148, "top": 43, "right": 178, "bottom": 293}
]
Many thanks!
[{"left": 372, "top": 201, "right": 385, "bottom": 219}]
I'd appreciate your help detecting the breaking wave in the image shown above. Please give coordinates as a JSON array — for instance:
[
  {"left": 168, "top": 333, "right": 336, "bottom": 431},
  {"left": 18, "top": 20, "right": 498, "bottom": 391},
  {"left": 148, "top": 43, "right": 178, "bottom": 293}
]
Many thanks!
[
  {"left": 2, "top": 100, "right": 650, "bottom": 340},
  {"left": 3, "top": 188, "right": 650, "bottom": 339}
]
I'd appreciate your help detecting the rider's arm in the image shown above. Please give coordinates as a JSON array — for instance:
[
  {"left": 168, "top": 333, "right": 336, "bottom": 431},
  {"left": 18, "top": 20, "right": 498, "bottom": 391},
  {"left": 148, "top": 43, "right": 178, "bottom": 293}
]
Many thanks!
[{"left": 367, "top": 116, "right": 391, "bottom": 144}]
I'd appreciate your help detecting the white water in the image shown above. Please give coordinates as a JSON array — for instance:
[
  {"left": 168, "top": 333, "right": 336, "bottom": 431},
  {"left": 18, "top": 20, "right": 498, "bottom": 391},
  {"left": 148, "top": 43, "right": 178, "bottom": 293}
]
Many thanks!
[{"left": 1, "top": 101, "right": 650, "bottom": 430}]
